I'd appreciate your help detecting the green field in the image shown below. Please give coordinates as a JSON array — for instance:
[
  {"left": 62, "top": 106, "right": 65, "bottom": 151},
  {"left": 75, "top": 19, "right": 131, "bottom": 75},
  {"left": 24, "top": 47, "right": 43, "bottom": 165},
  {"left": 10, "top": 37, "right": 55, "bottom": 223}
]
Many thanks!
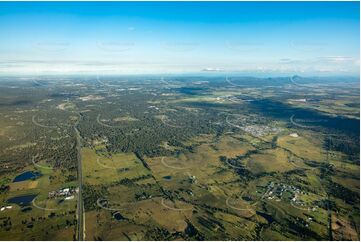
[{"left": 0, "top": 75, "right": 359, "bottom": 240}]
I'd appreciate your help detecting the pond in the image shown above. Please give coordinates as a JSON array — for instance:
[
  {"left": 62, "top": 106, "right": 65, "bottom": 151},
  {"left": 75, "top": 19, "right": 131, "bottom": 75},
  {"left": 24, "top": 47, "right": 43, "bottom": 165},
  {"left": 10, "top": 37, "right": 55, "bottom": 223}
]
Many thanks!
[
  {"left": 256, "top": 211, "right": 274, "bottom": 224},
  {"left": 242, "top": 195, "right": 253, "bottom": 202},
  {"left": 113, "top": 212, "right": 125, "bottom": 221},
  {"left": 13, "top": 171, "right": 41, "bottom": 182},
  {"left": 7, "top": 194, "right": 37, "bottom": 206},
  {"left": 163, "top": 175, "right": 172, "bottom": 180}
]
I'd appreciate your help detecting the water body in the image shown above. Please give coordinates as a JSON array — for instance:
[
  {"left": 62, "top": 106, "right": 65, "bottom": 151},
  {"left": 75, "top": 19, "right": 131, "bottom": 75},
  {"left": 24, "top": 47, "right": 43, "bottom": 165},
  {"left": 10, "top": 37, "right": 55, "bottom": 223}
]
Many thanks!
[
  {"left": 13, "top": 171, "right": 41, "bottom": 182},
  {"left": 113, "top": 212, "right": 125, "bottom": 221},
  {"left": 242, "top": 195, "right": 253, "bottom": 202},
  {"left": 256, "top": 211, "right": 274, "bottom": 224},
  {"left": 7, "top": 194, "right": 37, "bottom": 206},
  {"left": 163, "top": 175, "right": 172, "bottom": 180}
]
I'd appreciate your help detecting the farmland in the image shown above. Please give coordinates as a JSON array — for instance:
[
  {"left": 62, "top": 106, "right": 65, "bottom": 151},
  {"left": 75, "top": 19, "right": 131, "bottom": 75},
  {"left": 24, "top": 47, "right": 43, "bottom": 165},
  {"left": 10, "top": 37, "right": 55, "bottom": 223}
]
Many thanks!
[{"left": 0, "top": 75, "right": 359, "bottom": 240}]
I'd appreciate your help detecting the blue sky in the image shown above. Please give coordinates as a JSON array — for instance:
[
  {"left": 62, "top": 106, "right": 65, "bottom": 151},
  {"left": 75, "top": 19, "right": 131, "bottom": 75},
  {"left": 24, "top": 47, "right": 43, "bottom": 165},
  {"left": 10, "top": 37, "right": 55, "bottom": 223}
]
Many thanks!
[{"left": 0, "top": 1, "right": 359, "bottom": 76}]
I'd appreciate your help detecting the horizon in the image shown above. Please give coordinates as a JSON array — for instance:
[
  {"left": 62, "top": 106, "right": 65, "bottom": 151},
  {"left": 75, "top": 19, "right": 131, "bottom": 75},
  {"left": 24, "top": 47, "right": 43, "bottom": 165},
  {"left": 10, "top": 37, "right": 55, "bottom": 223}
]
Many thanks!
[
  {"left": 0, "top": 73, "right": 360, "bottom": 80},
  {"left": 0, "top": 2, "right": 359, "bottom": 241},
  {"left": 0, "top": 1, "right": 359, "bottom": 76}
]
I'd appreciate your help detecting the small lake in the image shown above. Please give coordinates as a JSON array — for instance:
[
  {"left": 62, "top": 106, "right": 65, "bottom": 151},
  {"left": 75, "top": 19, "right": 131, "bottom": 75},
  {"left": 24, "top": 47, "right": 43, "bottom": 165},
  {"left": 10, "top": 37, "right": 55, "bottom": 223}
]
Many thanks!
[
  {"left": 163, "top": 175, "right": 172, "bottom": 180},
  {"left": 7, "top": 194, "right": 37, "bottom": 206},
  {"left": 13, "top": 171, "right": 41, "bottom": 182},
  {"left": 242, "top": 196, "right": 253, "bottom": 202},
  {"left": 256, "top": 211, "right": 274, "bottom": 224},
  {"left": 113, "top": 212, "right": 125, "bottom": 221}
]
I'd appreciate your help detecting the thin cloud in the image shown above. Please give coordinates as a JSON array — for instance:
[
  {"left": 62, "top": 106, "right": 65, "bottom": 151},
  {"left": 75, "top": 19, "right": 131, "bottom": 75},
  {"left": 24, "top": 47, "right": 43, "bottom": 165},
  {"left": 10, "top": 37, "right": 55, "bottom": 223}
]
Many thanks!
[
  {"left": 201, "top": 67, "right": 225, "bottom": 72},
  {"left": 318, "top": 56, "right": 355, "bottom": 63}
]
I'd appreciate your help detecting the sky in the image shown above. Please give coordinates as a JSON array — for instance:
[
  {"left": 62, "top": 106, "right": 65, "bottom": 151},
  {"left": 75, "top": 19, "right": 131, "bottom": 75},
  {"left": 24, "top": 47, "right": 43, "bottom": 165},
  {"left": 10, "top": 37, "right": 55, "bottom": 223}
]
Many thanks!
[{"left": 0, "top": 1, "right": 359, "bottom": 76}]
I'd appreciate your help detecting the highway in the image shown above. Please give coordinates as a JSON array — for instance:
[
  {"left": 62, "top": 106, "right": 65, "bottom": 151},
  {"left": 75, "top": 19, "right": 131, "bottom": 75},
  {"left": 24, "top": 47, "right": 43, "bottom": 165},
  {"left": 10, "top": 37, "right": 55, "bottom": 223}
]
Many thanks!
[{"left": 74, "top": 112, "right": 84, "bottom": 241}]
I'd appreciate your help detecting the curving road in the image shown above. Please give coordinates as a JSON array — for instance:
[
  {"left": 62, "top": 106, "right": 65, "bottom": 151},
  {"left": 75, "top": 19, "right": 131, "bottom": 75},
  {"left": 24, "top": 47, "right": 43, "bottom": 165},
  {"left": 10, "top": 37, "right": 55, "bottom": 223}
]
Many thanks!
[
  {"left": 32, "top": 197, "right": 60, "bottom": 211},
  {"left": 289, "top": 114, "right": 318, "bottom": 129},
  {"left": 161, "top": 198, "right": 193, "bottom": 211},
  {"left": 225, "top": 197, "right": 254, "bottom": 212},
  {"left": 31, "top": 156, "right": 53, "bottom": 170},
  {"left": 160, "top": 157, "right": 190, "bottom": 170},
  {"left": 32, "top": 115, "right": 57, "bottom": 129},
  {"left": 160, "top": 114, "right": 185, "bottom": 128}
]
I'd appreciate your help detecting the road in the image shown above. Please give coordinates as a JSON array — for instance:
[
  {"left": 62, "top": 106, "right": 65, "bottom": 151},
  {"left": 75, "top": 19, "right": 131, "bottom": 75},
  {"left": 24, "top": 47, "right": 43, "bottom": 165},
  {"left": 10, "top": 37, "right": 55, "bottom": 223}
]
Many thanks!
[
  {"left": 74, "top": 112, "right": 85, "bottom": 241},
  {"left": 325, "top": 136, "right": 333, "bottom": 241},
  {"left": 32, "top": 115, "right": 57, "bottom": 129}
]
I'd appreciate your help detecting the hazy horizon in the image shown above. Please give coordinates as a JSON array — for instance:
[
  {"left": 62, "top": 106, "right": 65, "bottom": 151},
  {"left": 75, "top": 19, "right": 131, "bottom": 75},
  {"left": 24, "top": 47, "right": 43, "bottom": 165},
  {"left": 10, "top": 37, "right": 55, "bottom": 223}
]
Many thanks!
[{"left": 0, "top": 1, "right": 359, "bottom": 76}]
